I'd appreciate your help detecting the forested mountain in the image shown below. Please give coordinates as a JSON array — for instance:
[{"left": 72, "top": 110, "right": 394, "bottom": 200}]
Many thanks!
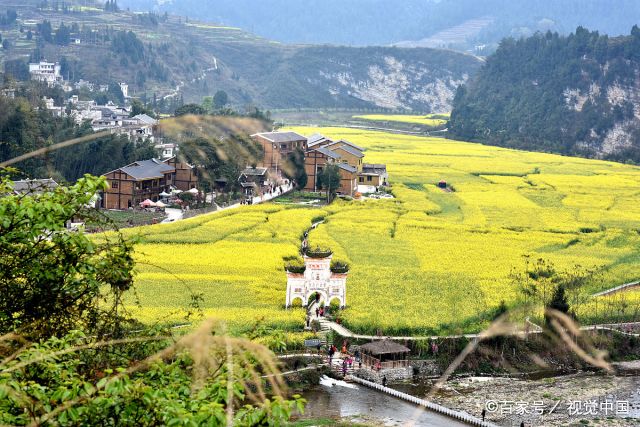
[
  {"left": 449, "top": 27, "right": 640, "bottom": 163},
  {"left": 118, "top": 0, "right": 640, "bottom": 52},
  {"left": 0, "top": 1, "right": 481, "bottom": 111}
]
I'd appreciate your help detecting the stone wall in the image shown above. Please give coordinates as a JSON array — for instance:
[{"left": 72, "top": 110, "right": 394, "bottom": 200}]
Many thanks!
[
  {"left": 354, "top": 367, "right": 412, "bottom": 383},
  {"left": 410, "top": 359, "right": 442, "bottom": 378}
]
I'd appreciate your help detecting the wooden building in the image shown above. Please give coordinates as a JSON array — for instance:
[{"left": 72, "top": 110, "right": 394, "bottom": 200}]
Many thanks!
[
  {"left": 251, "top": 131, "right": 307, "bottom": 178},
  {"left": 163, "top": 157, "right": 197, "bottom": 191},
  {"left": 304, "top": 146, "right": 341, "bottom": 192},
  {"left": 102, "top": 158, "right": 196, "bottom": 210},
  {"left": 238, "top": 166, "right": 269, "bottom": 197},
  {"left": 304, "top": 143, "right": 359, "bottom": 196}
]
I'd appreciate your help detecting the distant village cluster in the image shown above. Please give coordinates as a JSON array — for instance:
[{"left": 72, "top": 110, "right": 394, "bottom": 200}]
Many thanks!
[{"left": 25, "top": 60, "right": 163, "bottom": 148}]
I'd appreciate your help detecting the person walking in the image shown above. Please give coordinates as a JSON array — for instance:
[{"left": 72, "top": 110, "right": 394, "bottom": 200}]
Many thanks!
[
  {"left": 382, "top": 376, "right": 387, "bottom": 387},
  {"left": 342, "top": 360, "right": 347, "bottom": 376}
]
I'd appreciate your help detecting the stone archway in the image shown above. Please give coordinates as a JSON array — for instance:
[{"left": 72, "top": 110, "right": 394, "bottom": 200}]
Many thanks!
[{"left": 308, "top": 290, "right": 329, "bottom": 307}]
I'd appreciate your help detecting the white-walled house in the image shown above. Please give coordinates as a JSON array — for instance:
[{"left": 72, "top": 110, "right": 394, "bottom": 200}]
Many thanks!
[{"left": 29, "top": 61, "right": 62, "bottom": 86}]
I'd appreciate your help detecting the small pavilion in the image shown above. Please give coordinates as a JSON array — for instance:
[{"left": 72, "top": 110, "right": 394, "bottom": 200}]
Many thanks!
[{"left": 359, "top": 339, "right": 411, "bottom": 370}]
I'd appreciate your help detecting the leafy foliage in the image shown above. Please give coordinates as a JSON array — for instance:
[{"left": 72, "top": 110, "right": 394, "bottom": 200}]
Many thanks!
[
  {"left": 0, "top": 176, "right": 135, "bottom": 339},
  {"left": 317, "top": 164, "right": 341, "bottom": 200},
  {"left": 282, "top": 148, "right": 307, "bottom": 189},
  {"left": 0, "top": 327, "right": 305, "bottom": 426}
]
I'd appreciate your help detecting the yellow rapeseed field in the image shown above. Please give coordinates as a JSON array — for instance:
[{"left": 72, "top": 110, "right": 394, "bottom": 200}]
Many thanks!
[
  {"left": 124, "top": 126, "right": 640, "bottom": 335},
  {"left": 352, "top": 114, "right": 448, "bottom": 127}
]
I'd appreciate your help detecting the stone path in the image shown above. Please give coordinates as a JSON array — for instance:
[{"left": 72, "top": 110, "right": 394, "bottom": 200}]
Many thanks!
[
  {"left": 592, "top": 280, "right": 640, "bottom": 296},
  {"left": 314, "top": 314, "right": 640, "bottom": 341}
]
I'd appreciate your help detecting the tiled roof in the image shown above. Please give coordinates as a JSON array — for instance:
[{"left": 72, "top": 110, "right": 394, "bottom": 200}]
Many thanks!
[
  {"left": 335, "top": 139, "right": 365, "bottom": 152},
  {"left": 336, "top": 163, "right": 357, "bottom": 173},
  {"left": 240, "top": 167, "right": 268, "bottom": 176},
  {"left": 329, "top": 143, "right": 364, "bottom": 158},
  {"left": 307, "top": 133, "right": 333, "bottom": 147},
  {"left": 133, "top": 114, "right": 158, "bottom": 125},
  {"left": 11, "top": 178, "right": 58, "bottom": 194},
  {"left": 251, "top": 131, "right": 307, "bottom": 143},
  {"left": 362, "top": 163, "right": 387, "bottom": 175},
  {"left": 314, "top": 146, "right": 341, "bottom": 159},
  {"left": 119, "top": 159, "right": 174, "bottom": 180}
]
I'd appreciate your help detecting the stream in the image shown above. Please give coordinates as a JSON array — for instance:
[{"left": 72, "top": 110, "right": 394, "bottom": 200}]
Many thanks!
[{"left": 300, "top": 383, "right": 467, "bottom": 426}]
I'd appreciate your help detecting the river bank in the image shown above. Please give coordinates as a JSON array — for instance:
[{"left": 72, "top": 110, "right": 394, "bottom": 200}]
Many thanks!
[{"left": 395, "top": 373, "right": 640, "bottom": 426}]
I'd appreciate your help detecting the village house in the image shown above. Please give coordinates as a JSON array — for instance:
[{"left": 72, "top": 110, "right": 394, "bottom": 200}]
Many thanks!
[
  {"left": 164, "top": 156, "right": 197, "bottom": 191},
  {"left": 102, "top": 158, "right": 196, "bottom": 210},
  {"left": 251, "top": 131, "right": 307, "bottom": 178},
  {"left": 29, "top": 61, "right": 62, "bottom": 86},
  {"left": 303, "top": 135, "right": 361, "bottom": 196},
  {"left": 238, "top": 166, "right": 269, "bottom": 197},
  {"left": 359, "top": 163, "right": 388, "bottom": 186},
  {"left": 251, "top": 131, "right": 388, "bottom": 197}
]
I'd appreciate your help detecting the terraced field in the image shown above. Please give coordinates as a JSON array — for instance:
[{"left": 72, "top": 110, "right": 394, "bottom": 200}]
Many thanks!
[{"left": 123, "top": 128, "right": 640, "bottom": 335}]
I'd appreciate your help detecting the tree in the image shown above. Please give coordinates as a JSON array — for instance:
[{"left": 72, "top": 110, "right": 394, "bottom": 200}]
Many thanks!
[
  {"left": 129, "top": 99, "right": 154, "bottom": 118},
  {"left": 201, "top": 96, "right": 213, "bottom": 113},
  {"left": 545, "top": 284, "right": 571, "bottom": 329},
  {"left": 175, "top": 103, "right": 206, "bottom": 116},
  {"left": 317, "top": 164, "right": 341, "bottom": 202},
  {"left": 0, "top": 175, "right": 135, "bottom": 339},
  {"left": 4, "top": 59, "right": 29, "bottom": 80},
  {"left": 54, "top": 22, "right": 70, "bottom": 45},
  {"left": 37, "top": 20, "right": 52, "bottom": 43},
  {"left": 282, "top": 148, "right": 307, "bottom": 189},
  {"left": 108, "top": 82, "right": 125, "bottom": 104},
  {"left": 213, "top": 90, "right": 229, "bottom": 109}
]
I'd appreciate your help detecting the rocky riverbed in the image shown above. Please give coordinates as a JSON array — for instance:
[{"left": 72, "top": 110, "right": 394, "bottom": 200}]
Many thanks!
[{"left": 418, "top": 373, "right": 640, "bottom": 426}]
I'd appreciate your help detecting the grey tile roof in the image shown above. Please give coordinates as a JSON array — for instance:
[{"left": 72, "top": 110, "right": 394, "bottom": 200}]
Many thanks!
[
  {"left": 335, "top": 139, "right": 365, "bottom": 152},
  {"left": 307, "top": 133, "right": 333, "bottom": 147},
  {"left": 362, "top": 163, "right": 387, "bottom": 174},
  {"left": 336, "top": 163, "right": 357, "bottom": 173},
  {"left": 133, "top": 114, "right": 158, "bottom": 125},
  {"left": 329, "top": 143, "right": 364, "bottom": 158},
  {"left": 314, "top": 146, "right": 341, "bottom": 159},
  {"left": 120, "top": 159, "right": 174, "bottom": 180},
  {"left": 240, "top": 167, "right": 268, "bottom": 176},
  {"left": 251, "top": 131, "right": 307, "bottom": 143},
  {"left": 11, "top": 178, "right": 58, "bottom": 194}
]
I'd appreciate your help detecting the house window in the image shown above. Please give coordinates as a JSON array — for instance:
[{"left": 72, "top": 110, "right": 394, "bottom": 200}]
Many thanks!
[
  {"left": 367, "top": 176, "right": 373, "bottom": 182},
  {"left": 111, "top": 181, "right": 118, "bottom": 189},
  {"left": 359, "top": 177, "right": 364, "bottom": 183},
  {"left": 281, "top": 144, "right": 288, "bottom": 149}
]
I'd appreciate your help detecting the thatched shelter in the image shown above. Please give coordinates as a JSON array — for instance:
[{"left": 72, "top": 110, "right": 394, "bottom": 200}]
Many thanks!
[{"left": 359, "top": 339, "right": 410, "bottom": 369}]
